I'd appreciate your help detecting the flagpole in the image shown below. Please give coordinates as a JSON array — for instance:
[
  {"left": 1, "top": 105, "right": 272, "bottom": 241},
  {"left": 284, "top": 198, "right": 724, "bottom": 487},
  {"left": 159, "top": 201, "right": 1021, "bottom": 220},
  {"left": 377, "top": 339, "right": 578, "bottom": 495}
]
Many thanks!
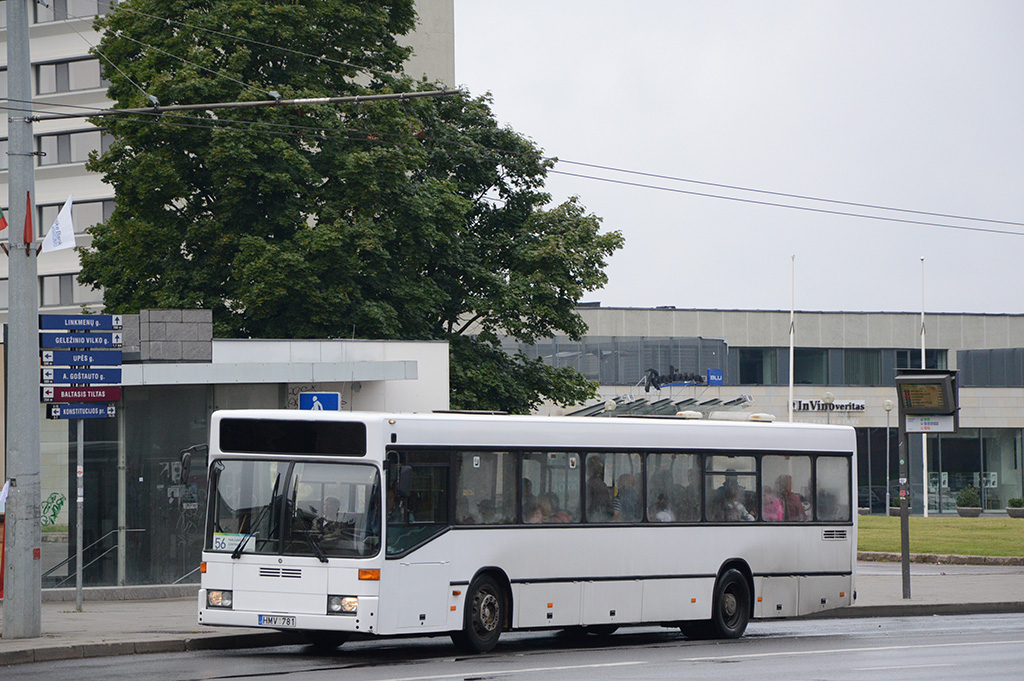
[
  {"left": 789, "top": 255, "right": 795, "bottom": 422},
  {"left": 921, "top": 257, "right": 928, "bottom": 517}
]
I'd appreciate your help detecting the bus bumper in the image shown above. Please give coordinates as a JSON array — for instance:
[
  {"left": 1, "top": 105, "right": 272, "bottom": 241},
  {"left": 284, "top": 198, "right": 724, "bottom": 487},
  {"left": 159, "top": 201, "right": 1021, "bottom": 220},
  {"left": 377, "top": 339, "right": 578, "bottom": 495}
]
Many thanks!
[{"left": 199, "top": 589, "right": 380, "bottom": 634}]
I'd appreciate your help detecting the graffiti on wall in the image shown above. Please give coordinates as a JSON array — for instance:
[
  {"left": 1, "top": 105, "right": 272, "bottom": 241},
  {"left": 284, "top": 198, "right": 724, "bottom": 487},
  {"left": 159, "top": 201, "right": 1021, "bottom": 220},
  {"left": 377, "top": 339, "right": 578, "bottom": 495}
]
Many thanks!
[{"left": 41, "top": 492, "right": 67, "bottom": 526}]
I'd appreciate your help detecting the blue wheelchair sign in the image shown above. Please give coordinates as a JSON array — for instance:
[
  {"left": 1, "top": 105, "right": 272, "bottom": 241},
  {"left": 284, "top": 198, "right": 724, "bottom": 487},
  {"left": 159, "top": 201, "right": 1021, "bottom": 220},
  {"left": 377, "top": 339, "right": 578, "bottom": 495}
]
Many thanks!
[{"left": 299, "top": 392, "right": 341, "bottom": 410}]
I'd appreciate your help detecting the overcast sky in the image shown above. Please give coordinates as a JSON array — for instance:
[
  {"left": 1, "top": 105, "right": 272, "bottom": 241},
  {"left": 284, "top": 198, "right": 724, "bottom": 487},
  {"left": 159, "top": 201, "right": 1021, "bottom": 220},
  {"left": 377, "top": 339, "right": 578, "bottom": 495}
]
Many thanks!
[{"left": 452, "top": 1, "right": 1024, "bottom": 314}]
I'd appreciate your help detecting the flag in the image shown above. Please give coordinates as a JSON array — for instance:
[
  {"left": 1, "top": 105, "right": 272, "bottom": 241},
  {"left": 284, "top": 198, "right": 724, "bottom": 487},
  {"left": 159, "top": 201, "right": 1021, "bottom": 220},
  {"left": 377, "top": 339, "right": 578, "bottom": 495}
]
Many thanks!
[
  {"left": 40, "top": 195, "right": 76, "bottom": 254},
  {"left": 24, "top": 191, "right": 33, "bottom": 246},
  {"left": 0, "top": 205, "right": 7, "bottom": 231}
]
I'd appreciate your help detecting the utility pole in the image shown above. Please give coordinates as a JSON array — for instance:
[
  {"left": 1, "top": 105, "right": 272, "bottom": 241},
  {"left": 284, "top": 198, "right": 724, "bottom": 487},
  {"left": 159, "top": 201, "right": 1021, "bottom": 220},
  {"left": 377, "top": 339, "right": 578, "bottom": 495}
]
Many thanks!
[{"left": 3, "top": 0, "right": 43, "bottom": 639}]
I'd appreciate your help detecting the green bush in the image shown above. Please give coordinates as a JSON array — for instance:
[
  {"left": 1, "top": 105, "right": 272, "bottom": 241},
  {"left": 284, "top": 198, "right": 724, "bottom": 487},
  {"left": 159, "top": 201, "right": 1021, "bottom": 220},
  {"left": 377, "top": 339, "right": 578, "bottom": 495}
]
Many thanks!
[
  {"left": 1008, "top": 497, "right": 1024, "bottom": 508},
  {"left": 956, "top": 486, "right": 982, "bottom": 508}
]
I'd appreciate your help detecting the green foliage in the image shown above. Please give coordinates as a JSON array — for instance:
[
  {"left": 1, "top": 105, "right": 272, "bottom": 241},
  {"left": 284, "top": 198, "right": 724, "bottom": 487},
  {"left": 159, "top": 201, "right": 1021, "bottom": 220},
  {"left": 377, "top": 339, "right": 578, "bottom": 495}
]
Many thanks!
[
  {"left": 79, "top": 0, "right": 620, "bottom": 413},
  {"left": 956, "top": 485, "right": 981, "bottom": 508},
  {"left": 1007, "top": 497, "right": 1024, "bottom": 508}
]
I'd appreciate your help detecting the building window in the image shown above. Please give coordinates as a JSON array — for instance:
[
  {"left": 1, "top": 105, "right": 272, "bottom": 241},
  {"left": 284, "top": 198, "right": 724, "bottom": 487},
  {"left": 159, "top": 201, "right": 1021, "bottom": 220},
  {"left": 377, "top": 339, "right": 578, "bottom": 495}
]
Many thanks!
[
  {"left": 39, "top": 199, "right": 114, "bottom": 235},
  {"left": 845, "top": 349, "right": 881, "bottom": 386},
  {"left": 37, "top": 130, "right": 112, "bottom": 166},
  {"left": 40, "top": 274, "right": 103, "bottom": 307},
  {"left": 37, "top": 59, "right": 107, "bottom": 95},
  {"left": 896, "top": 349, "right": 947, "bottom": 370},
  {"left": 35, "top": 0, "right": 114, "bottom": 23},
  {"left": 0, "top": 138, "right": 7, "bottom": 171},
  {"left": 738, "top": 348, "right": 777, "bottom": 385},
  {"left": 0, "top": 278, "right": 8, "bottom": 309},
  {"left": 794, "top": 348, "right": 828, "bottom": 384}
]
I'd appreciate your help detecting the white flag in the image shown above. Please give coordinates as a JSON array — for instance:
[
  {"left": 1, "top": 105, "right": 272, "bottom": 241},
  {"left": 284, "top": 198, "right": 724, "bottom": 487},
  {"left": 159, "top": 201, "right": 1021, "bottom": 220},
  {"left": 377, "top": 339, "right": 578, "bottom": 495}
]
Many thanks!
[{"left": 40, "top": 195, "right": 76, "bottom": 253}]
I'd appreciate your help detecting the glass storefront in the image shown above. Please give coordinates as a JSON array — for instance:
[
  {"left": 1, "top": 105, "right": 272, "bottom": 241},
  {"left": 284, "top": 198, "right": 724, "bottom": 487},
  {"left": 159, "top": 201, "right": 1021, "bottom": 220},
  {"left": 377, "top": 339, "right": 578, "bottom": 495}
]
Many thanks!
[{"left": 857, "top": 427, "right": 1024, "bottom": 514}]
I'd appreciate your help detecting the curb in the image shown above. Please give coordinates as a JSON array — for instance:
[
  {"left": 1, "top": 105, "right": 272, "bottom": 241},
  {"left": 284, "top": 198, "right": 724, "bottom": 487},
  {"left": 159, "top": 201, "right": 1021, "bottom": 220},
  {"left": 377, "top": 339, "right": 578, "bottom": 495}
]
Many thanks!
[
  {"left": 0, "top": 630, "right": 304, "bottom": 667},
  {"left": 857, "top": 551, "right": 1024, "bottom": 566},
  {"left": 806, "top": 601, "right": 1024, "bottom": 619}
]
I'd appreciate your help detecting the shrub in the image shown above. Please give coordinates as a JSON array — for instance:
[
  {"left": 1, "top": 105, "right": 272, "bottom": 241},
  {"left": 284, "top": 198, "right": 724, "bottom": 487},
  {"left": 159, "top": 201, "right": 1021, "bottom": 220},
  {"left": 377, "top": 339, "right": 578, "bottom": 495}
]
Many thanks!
[
  {"left": 1008, "top": 497, "right": 1024, "bottom": 508},
  {"left": 956, "top": 486, "right": 981, "bottom": 508}
]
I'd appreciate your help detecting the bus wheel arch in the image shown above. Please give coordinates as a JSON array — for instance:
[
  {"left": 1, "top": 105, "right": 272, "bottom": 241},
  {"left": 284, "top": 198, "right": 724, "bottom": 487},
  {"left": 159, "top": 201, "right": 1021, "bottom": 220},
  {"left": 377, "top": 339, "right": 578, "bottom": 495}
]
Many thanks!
[{"left": 452, "top": 568, "right": 511, "bottom": 653}]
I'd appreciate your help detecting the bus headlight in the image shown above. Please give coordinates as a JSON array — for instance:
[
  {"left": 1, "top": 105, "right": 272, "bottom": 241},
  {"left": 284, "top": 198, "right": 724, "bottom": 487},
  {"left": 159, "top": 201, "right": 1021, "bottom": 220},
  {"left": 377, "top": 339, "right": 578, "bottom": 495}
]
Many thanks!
[
  {"left": 207, "top": 590, "right": 233, "bottom": 608},
  {"left": 327, "top": 595, "right": 358, "bottom": 615}
]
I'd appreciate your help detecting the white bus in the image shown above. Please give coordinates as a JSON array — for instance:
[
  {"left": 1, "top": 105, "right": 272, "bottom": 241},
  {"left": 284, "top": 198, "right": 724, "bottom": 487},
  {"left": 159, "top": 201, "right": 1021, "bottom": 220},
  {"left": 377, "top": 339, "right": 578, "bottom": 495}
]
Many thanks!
[{"left": 197, "top": 410, "right": 856, "bottom": 652}]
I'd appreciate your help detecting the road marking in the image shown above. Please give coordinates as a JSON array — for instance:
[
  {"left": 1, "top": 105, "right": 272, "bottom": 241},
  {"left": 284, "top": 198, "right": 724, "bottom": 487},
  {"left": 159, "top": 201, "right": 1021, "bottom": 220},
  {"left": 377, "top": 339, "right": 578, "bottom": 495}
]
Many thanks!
[
  {"left": 680, "top": 638, "right": 1024, "bottom": 662},
  {"left": 855, "top": 664, "right": 956, "bottom": 671},
  {"left": 374, "top": 660, "right": 645, "bottom": 681}
]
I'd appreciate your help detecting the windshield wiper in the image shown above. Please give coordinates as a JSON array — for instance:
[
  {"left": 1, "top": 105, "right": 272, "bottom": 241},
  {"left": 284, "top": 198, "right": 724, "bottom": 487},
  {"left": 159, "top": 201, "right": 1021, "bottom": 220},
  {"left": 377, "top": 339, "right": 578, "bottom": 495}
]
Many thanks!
[
  {"left": 231, "top": 474, "right": 280, "bottom": 560},
  {"left": 301, "top": 524, "right": 329, "bottom": 563}
]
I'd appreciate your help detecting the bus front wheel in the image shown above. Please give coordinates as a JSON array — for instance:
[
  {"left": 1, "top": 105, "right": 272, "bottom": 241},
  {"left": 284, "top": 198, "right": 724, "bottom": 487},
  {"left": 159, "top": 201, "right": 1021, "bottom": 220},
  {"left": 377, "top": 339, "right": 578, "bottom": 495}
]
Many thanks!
[
  {"left": 709, "top": 568, "right": 751, "bottom": 638},
  {"left": 452, "top": 574, "right": 504, "bottom": 653}
]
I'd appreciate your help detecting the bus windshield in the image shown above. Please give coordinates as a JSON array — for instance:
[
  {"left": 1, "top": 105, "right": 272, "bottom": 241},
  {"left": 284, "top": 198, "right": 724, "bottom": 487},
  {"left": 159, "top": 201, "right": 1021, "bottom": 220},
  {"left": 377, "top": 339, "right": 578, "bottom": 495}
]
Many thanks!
[{"left": 208, "top": 459, "right": 381, "bottom": 558}]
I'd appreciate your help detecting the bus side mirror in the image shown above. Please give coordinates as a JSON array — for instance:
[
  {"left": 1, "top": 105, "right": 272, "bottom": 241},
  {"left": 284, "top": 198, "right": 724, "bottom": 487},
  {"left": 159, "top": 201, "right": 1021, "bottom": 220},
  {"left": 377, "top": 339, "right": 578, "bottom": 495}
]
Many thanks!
[
  {"left": 397, "top": 466, "right": 413, "bottom": 498},
  {"left": 179, "top": 443, "right": 209, "bottom": 484}
]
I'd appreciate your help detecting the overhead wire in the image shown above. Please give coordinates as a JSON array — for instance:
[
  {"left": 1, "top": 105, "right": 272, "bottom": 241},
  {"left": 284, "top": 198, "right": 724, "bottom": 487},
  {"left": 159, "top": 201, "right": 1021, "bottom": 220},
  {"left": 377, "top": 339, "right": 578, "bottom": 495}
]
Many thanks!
[{"left": 17, "top": 5, "right": 1024, "bottom": 238}]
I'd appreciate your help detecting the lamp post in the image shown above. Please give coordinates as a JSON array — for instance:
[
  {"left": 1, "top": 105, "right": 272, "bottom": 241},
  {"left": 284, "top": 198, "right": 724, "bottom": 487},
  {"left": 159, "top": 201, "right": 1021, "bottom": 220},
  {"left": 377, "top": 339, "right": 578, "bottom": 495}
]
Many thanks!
[
  {"left": 823, "top": 391, "right": 835, "bottom": 424},
  {"left": 883, "top": 399, "right": 894, "bottom": 513}
]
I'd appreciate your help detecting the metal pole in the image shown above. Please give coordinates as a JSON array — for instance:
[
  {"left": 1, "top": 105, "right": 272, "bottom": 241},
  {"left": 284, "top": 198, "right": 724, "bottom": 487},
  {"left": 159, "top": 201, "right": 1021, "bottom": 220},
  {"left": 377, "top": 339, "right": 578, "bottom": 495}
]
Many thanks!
[
  {"left": 75, "top": 419, "right": 84, "bottom": 612},
  {"left": 898, "top": 412, "right": 911, "bottom": 599},
  {"left": 885, "top": 410, "right": 892, "bottom": 512},
  {"left": 788, "top": 255, "right": 795, "bottom": 422},
  {"left": 921, "top": 257, "right": 928, "bottom": 517},
  {"left": 3, "top": 0, "right": 43, "bottom": 639}
]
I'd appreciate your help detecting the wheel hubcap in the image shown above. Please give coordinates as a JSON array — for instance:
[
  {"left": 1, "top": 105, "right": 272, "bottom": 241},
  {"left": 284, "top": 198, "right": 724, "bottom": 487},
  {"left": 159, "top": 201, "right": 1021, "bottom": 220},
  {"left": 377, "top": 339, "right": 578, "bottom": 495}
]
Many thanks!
[
  {"left": 477, "top": 592, "right": 499, "bottom": 632},
  {"left": 721, "top": 591, "right": 738, "bottom": 622}
]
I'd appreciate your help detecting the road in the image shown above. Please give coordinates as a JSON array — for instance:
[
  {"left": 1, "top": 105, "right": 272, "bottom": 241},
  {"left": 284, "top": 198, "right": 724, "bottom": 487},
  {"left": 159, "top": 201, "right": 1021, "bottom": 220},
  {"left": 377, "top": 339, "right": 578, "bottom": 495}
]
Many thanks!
[{"left": 8, "top": 613, "right": 1024, "bottom": 680}]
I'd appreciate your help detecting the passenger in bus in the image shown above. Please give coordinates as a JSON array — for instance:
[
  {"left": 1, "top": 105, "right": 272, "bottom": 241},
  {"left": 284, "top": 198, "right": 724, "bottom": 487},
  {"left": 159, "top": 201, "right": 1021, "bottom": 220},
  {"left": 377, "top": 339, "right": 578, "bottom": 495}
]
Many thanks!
[
  {"left": 477, "top": 499, "right": 497, "bottom": 524},
  {"left": 522, "top": 478, "right": 535, "bottom": 509},
  {"left": 777, "top": 474, "right": 807, "bottom": 521},
  {"left": 674, "top": 467, "right": 702, "bottom": 521},
  {"left": 652, "top": 494, "right": 675, "bottom": 522},
  {"left": 540, "top": 492, "right": 572, "bottom": 523},
  {"left": 723, "top": 483, "right": 755, "bottom": 522},
  {"left": 762, "top": 486, "right": 784, "bottom": 522},
  {"left": 586, "top": 456, "right": 613, "bottom": 521},
  {"left": 612, "top": 473, "right": 640, "bottom": 522},
  {"left": 318, "top": 496, "right": 343, "bottom": 538},
  {"left": 524, "top": 501, "right": 545, "bottom": 523}
]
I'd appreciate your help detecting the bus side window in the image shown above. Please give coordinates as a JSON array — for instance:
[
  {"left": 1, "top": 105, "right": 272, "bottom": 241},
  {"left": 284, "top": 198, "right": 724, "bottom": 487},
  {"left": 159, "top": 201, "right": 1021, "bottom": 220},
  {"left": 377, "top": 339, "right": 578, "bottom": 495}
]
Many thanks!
[
  {"left": 455, "top": 451, "right": 515, "bottom": 525},
  {"left": 763, "top": 455, "right": 812, "bottom": 522},
  {"left": 816, "top": 456, "right": 851, "bottom": 521}
]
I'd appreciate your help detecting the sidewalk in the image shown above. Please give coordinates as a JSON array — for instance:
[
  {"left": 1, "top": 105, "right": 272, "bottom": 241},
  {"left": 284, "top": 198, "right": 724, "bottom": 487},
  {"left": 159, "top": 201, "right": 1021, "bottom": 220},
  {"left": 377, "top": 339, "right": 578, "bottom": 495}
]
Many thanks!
[{"left": 2, "top": 560, "right": 1023, "bottom": 666}]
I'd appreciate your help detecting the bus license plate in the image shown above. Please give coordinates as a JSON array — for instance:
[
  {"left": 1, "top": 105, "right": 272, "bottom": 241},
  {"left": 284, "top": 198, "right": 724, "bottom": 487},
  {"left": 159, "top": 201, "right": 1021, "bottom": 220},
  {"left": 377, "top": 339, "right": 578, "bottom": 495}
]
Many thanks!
[{"left": 258, "top": 614, "right": 296, "bottom": 628}]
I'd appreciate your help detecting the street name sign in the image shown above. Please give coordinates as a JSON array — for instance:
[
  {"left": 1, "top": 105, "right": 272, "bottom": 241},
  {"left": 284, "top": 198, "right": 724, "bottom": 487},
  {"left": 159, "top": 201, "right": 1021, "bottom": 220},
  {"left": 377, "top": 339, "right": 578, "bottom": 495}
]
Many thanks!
[
  {"left": 41, "top": 386, "right": 123, "bottom": 403},
  {"left": 46, "top": 403, "right": 116, "bottom": 420},
  {"left": 39, "top": 314, "right": 123, "bottom": 330},
  {"left": 41, "top": 349, "right": 122, "bottom": 367},
  {"left": 40, "top": 331, "right": 123, "bottom": 349},
  {"left": 41, "top": 367, "right": 122, "bottom": 385}
]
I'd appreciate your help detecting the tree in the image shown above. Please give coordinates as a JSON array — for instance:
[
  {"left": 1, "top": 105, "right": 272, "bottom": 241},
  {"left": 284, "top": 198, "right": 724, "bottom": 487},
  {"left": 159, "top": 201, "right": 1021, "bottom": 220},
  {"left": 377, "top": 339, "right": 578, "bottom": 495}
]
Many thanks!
[{"left": 80, "top": 0, "right": 623, "bottom": 413}]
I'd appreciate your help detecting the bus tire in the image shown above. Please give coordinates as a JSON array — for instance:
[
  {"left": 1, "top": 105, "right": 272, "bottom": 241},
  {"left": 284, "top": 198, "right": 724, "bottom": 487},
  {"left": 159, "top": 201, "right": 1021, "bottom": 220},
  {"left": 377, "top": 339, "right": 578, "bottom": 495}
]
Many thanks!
[
  {"left": 452, "top": 574, "right": 504, "bottom": 653},
  {"left": 584, "top": 624, "right": 619, "bottom": 636},
  {"left": 304, "top": 630, "right": 350, "bottom": 650},
  {"left": 709, "top": 568, "right": 751, "bottom": 639}
]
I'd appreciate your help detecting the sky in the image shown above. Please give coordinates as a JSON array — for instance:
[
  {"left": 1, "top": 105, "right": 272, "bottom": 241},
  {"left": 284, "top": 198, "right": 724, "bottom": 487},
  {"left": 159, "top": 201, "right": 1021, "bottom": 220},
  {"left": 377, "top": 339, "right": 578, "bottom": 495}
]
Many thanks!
[{"left": 452, "top": 1, "right": 1024, "bottom": 314}]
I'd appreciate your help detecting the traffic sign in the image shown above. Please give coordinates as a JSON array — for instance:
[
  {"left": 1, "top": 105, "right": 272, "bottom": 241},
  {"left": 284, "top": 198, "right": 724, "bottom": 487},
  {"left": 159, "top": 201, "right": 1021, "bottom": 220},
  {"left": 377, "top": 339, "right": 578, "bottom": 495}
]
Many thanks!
[
  {"left": 40, "top": 331, "right": 123, "bottom": 349},
  {"left": 46, "top": 403, "right": 116, "bottom": 420},
  {"left": 299, "top": 392, "right": 341, "bottom": 410},
  {"left": 41, "top": 386, "right": 122, "bottom": 403},
  {"left": 41, "top": 367, "right": 122, "bottom": 385},
  {"left": 41, "top": 349, "right": 122, "bottom": 367},
  {"left": 39, "top": 314, "right": 122, "bottom": 330}
]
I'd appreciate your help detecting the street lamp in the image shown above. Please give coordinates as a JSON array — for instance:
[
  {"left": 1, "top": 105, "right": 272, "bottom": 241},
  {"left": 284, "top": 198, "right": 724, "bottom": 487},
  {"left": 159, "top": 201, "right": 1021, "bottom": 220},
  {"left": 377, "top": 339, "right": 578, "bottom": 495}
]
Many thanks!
[
  {"left": 883, "top": 399, "right": 895, "bottom": 513},
  {"left": 823, "top": 391, "right": 835, "bottom": 424}
]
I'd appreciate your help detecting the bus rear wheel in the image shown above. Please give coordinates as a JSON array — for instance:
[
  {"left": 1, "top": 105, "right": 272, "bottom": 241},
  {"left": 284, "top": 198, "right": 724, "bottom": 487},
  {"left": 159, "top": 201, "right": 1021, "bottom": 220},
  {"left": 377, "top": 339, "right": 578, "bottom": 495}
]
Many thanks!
[
  {"left": 681, "top": 569, "right": 751, "bottom": 640},
  {"left": 452, "top": 574, "right": 504, "bottom": 653}
]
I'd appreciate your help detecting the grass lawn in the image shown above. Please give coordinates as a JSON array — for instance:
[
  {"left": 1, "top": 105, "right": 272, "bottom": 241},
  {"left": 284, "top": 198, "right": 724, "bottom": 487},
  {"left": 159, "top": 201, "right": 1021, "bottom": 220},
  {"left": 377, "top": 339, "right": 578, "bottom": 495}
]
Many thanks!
[{"left": 858, "top": 515, "right": 1024, "bottom": 557}]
